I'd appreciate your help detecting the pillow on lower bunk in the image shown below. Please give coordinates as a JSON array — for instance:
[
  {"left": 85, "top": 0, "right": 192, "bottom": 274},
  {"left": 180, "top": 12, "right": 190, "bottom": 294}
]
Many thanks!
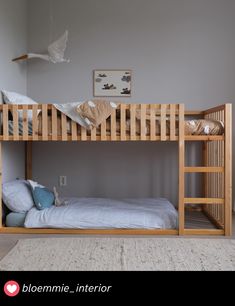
[
  {"left": 6, "top": 212, "right": 27, "bottom": 227},
  {"left": 28, "top": 180, "right": 55, "bottom": 210},
  {"left": 2, "top": 180, "right": 35, "bottom": 213}
]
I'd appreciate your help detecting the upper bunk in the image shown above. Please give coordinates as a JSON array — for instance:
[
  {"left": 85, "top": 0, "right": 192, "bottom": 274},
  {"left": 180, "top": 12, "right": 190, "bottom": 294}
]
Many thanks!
[{"left": 0, "top": 103, "right": 230, "bottom": 142}]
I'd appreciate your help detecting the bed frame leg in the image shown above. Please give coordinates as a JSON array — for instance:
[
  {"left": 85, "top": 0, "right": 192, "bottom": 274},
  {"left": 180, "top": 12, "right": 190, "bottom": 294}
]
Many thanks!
[
  {"left": 178, "top": 104, "right": 185, "bottom": 235},
  {"left": 224, "top": 104, "right": 232, "bottom": 236},
  {"left": 25, "top": 141, "right": 32, "bottom": 180}
]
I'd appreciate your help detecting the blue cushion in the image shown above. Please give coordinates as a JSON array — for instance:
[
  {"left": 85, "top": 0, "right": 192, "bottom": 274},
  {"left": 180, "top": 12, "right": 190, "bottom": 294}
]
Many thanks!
[
  {"left": 28, "top": 180, "right": 55, "bottom": 210},
  {"left": 6, "top": 212, "right": 27, "bottom": 227}
]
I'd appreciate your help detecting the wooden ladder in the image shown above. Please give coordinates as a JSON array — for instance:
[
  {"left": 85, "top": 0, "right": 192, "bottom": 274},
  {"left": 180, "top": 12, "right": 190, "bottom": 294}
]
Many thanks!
[
  {"left": 179, "top": 160, "right": 225, "bottom": 235},
  {"left": 178, "top": 104, "right": 232, "bottom": 236}
]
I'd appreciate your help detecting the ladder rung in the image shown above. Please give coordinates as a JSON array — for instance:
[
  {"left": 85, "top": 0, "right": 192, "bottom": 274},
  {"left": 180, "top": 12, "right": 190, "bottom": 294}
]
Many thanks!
[
  {"left": 184, "top": 198, "right": 224, "bottom": 204},
  {"left": 184, "top": 229, "right": 225, "bottom": 236},
  {"left": 184, "top": 167, "right": 224, "bottom": 173},
  {"left": 185, "top": 135, "right": 224, "bottom": 141}
]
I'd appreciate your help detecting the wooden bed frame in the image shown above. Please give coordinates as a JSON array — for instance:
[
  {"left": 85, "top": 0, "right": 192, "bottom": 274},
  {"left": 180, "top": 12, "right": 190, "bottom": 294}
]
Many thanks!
[{"left": 0, "top": 103, "right": 232, "bottom": 236}]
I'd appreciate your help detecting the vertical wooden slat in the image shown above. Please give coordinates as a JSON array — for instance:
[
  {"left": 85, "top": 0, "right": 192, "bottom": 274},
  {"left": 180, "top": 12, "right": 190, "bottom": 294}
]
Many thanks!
[
  {"left": 217, "top": 112, "right": 220, "bottom": 223},
  {"left": 140, "top": 104, "right": 146, "bottom": 141},
  {"left": 111, "top": 109, "right": 117, "bottom": 141},
  {"left": 25, "top": 142, "right": 32, "bottom": 180},
  {"left": 213, "top": 142, "right": 216, "bottom": 219},
  {"left": 178, "top": 104, "right": 185, "bottom": 235},
  {"left": 150, "top": 104, "right": 156, "bottom": 141},
  {"left": 81, "top": 126, "right": 87, "bottom": 141},
  {"left": 61, "top": 113, "right": 67, "bottom": 141},
  {"left": 101, "top": 120, "right": 107, "bottom": 141},
  {"left": 213, "top": 113, "right": 216, "bottom": 219},
  {"left": 71, "top": 121, "right": 77, "bottom": 141},
  {"left": 210, "top": 114, "right": 213, "bottom": 218},
  {"left": 213, "top": 114, "right": 216, "bottom": 219},
  {"left": 161, "top": 104, "right": 167, "bottom": 141},
  {"left": 3, "top": 105, "right": 9, "bottom": 141},
  {"left": 214, "top": 115, "right": 217, "bottom": 220},
  {"left": 206, "top": 141, "right": 209, "bottom": 200},
  {"left": 203, "top": 141, "right": 208, "bottom": 202},
  {"left": 130, "top": 104, "right": 136, "bottom": 141},
  {"left": 216, "top": 112, "right": 219, "bottom": 220},
  {"left": 224, "top": 104, "right": 232, "bottom": 236},
  {"left": 120, "top": 104, "right": 126, "bottom": 141},
  {"left": 13, "top": 105, "right": 19, "bottom": 141},
  {"left": 222, "top": 110, "right": 225, "bottom": 225},
  {"left": 206, "top": 116, "right": 210, "bottom": 215},
  {"left": 52, "top": 106, "right": 58, "bottom": 141},
  {"left": 91, "top": 127, "right": 96, "bottom": 141},
  {"left": 42, "top": 104, "right": 48, "bottom": 141},
  {"left": 32, "top": 105, "right": 38, "bottom": 141},
  {"left": 0, "top": 142, "right": 2, "bottom": 227},
  {"left": 22, "top": 105, "right": 28, "bottom": 140},
  {"left": 206, "top": 139, "right": 209, "bottom": 209},
  {"left": 170, "top": 104, "right": 176, "bottom": 141},
  {"left": 208, "top": 112, "right": 212, "bottom": 216},
  {"left": 207, "top": 113, "right": 211, "bottom": 216},
  {"left": 212, "top": 123, "right": 215, "bottom": 218},
  {"left": 219, "top": 111, "right": 223, "bottom": 224},
  {"left": 206, "top": 125, "right": 209, "bottom": 215},
  {"left": 218, "top": 112, "right": 221, "bottom": 223},
  {"left": 216, "top": 118, "right": 219, "bottom": 221}
]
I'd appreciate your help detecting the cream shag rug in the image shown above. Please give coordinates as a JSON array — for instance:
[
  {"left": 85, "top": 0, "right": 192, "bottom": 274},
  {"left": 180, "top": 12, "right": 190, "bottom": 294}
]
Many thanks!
[{"left": 0, "top": 238, "right": 235, "bottom": 271}]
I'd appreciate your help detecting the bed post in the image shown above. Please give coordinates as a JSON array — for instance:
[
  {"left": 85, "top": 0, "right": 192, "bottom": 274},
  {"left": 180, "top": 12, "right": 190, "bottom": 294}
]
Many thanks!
[
  {"left": 25, "top": 141, "right": 32, "bottom": 180},
  {"left": 178, "top": 104, "right": 185, "bottom": 235},
  {"left": 0, "top": 142, "right": 2, "bottom": 228},
  {"left": 224, "top": 104, "right": 232, "bottom": 236}
]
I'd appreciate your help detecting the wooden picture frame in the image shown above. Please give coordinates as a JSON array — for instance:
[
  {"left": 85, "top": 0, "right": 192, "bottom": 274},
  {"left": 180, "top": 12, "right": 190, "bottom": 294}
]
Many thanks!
[{"left": 93, "top": 70, "right": 132, "bottom": 97}]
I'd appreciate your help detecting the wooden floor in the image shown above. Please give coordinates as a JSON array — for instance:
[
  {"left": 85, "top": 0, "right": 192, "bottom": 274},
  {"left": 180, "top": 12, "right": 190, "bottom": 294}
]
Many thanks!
[{"left": 0, "top": 212, "right": 234, "bottom": 261}]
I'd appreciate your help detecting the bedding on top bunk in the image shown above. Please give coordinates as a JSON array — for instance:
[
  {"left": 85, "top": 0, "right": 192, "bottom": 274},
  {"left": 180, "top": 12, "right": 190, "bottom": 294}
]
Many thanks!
[
  {"left": 24, "top": 197, "right": 178, "bottom": 229},
  {"left": 7, "top": 116, "right": 224, "bottom": 136},
  {"left": 5, "top": 99, "right": 224, "bottom": 136}
]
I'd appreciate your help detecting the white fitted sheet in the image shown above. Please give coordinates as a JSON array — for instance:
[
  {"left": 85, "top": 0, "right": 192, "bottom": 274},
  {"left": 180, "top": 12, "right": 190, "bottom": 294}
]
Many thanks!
[{"left": 24, "top": 197, "right": 178, "bottom": 229}]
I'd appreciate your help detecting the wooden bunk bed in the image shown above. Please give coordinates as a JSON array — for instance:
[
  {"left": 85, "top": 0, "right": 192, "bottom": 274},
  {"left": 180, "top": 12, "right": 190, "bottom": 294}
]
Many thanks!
[{"left": 0, "top": 103, "right": 232, "bottom": 236}]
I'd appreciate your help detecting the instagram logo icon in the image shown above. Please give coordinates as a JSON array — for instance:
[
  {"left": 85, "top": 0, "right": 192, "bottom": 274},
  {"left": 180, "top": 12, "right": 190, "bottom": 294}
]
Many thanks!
[{"left": 4, "top": 281, "right": 20, "bottom": 297}]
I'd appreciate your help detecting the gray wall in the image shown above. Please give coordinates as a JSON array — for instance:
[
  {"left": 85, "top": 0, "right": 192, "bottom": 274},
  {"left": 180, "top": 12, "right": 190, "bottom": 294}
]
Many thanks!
[
  {"left": 26, "top": 0, "right": 235, "bottom": 206},
  {"left": 0, "top": 0, "right": 27, "bottom": 183}
]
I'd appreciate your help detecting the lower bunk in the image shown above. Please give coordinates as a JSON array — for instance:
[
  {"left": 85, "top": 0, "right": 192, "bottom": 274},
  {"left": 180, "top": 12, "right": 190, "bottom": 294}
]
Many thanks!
[
  {"left": 1, "top": 193, "right": 225, "bottom": 236},
  {"left": 3, "top": 197, "right": 178, "bottom": 233}
]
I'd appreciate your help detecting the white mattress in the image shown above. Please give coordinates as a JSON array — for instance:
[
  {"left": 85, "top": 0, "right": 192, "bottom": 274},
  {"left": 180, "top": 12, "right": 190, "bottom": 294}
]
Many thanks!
[{"left": 24, "top": 198, "right": 178, "bottom": 229}]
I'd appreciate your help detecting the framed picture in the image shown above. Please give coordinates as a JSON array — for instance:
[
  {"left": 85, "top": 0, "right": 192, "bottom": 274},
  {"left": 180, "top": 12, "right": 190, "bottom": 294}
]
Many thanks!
[{"left": 93, "top": 70, "right": 132, "bottom": 97}]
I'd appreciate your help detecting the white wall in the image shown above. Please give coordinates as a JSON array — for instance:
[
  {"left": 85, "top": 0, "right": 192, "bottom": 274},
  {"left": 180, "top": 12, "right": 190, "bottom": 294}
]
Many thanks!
[
  {"left": 26, "top": 0, "right": 235, "bottom": 205},
  {"left": 0, "top": 0, "right": 28, "bottom": 183}
]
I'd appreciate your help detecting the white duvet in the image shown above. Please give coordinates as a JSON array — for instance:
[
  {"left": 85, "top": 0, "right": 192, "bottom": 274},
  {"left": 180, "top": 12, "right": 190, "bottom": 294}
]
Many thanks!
[{"left": 24, "top": 198, "right": 178, "bottom": 229}]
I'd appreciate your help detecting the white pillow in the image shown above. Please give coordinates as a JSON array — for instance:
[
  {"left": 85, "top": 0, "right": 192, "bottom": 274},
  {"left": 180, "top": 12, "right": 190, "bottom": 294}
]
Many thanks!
[
  {"left": 2, "top": 180, "right": 35, "bottom": 213},
  {"left": 1, "top": 90, "right": 40, "bottom": 122}
]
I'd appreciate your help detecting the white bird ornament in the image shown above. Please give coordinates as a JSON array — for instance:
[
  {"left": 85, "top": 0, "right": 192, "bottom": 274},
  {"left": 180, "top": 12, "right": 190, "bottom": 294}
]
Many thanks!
[{"left": 12, "top": 31, "right": 70, "bottom": 63}]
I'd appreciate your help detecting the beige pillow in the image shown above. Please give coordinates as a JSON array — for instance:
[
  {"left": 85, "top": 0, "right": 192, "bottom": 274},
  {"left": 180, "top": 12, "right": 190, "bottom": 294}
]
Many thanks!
[{"left": 77, "top": 100, "right": 118, "bottom": 129}]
